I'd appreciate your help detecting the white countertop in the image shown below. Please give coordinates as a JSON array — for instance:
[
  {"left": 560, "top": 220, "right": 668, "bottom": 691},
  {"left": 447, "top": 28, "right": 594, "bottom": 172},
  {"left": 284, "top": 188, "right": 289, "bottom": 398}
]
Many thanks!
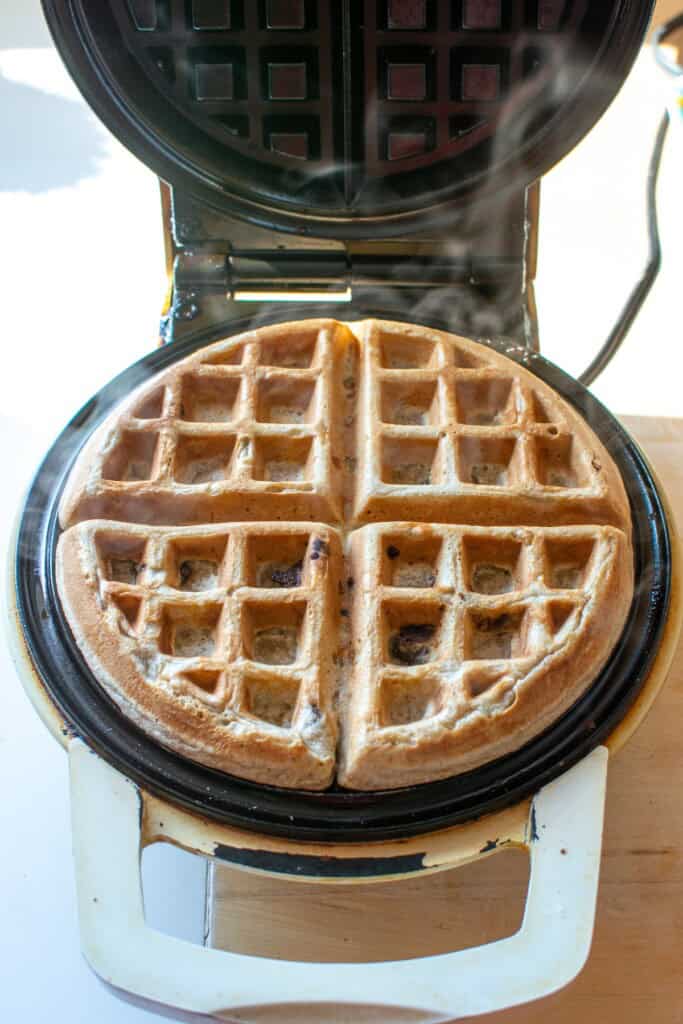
[{"left": 1, "top": 2, "right": 681, "bottom": 1020}]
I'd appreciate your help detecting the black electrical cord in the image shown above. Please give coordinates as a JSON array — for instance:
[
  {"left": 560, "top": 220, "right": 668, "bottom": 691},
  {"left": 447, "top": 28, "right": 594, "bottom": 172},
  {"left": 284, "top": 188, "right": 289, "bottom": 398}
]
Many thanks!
[
  {"left": 578, "top": 11, "right": 682, "bottom": 388},
  {"left": 578, "top": 109, "right": 669, "bottom": 388}
]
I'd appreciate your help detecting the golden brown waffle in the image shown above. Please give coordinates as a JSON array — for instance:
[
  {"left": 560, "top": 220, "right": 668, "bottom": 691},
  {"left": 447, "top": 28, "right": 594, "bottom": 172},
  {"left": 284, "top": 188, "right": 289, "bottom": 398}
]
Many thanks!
[
  {"left": 57, "top": 319, "right": 633, "bottom": 790},
  {"left": 57, "top": 521, "right": 340, "bottom": 788}
]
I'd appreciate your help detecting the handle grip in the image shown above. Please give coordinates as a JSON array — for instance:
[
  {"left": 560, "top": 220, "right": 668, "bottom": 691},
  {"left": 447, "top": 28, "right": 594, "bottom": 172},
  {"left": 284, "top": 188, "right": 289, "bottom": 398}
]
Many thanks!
[{"left": 69, "top": 740, "right": 608, "bottom": 1022}]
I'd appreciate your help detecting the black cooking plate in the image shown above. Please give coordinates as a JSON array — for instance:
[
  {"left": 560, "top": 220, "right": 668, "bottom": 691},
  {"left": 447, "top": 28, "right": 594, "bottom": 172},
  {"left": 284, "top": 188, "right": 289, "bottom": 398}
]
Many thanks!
[
  {"left": 43, "top": 0, "right": 653, "bottom": 235},
  {"left": 15, "top": 308, "right": 671, "bottom": 842}
]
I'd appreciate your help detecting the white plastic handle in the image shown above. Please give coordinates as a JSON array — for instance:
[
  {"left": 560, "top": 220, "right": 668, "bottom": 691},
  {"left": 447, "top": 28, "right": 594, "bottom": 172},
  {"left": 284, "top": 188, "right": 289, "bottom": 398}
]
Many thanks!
[{"left": 69, "top": 740, "right": 608, "bottom": 1022}]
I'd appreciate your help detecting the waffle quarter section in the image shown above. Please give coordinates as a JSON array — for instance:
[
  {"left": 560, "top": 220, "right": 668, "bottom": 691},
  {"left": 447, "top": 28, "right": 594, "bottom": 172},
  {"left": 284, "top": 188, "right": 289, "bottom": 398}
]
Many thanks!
[
  {"left": 339, "top": 521, "right": 632, "bottom": 789},
  {"left": 56, "top": 521, "right": 341, "bottom": 788}
]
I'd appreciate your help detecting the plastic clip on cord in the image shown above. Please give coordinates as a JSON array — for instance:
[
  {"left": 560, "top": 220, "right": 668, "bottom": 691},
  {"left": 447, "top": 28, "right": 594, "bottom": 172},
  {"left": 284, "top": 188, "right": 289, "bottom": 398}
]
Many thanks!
[{"left": 579, "top": 14, "right": 683, "bottom": 388}]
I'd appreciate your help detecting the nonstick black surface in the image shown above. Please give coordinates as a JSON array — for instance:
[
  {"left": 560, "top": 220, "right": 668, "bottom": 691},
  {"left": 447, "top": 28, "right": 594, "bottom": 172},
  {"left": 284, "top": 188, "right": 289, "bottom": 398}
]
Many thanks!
[
  {"left": 15, "top": 308, "right": 671, "bottom": 842},
  {"left": 42, "top": 0, "right": 654, "bottom": 235}
]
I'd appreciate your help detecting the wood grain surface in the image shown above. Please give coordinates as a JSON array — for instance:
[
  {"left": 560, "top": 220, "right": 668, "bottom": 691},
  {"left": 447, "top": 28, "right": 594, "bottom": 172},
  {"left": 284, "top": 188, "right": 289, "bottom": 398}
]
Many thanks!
[{"left": 208, "top": 415, "right": 683, "bottom": 1023}]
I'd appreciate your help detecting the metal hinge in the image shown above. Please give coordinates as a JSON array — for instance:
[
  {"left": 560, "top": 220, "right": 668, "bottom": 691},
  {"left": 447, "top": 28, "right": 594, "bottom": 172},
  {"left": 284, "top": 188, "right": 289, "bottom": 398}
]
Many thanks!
[
  {"left": 173, "top": 249, "right": 522, "bottom": 303},
  {"left": 175, "top": 250, "right": 352, "bottom": 303}
]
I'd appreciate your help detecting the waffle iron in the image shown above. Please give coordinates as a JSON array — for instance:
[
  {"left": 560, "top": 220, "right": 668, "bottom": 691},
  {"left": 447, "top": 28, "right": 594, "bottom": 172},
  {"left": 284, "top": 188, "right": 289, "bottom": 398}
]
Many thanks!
[{"left": 8, "top": 2, "right": 683, "bottom": 1020}]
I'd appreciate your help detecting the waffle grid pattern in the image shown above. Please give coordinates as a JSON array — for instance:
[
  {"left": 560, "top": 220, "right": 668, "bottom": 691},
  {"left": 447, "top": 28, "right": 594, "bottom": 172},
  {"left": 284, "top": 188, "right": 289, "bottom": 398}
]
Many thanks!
[
  {"left": 59, "top": 319, "right": 632, "bottom": 789},
  {"left": 92, "top": 322, "right": 343, "bottom": 524},
  {"left": 361, "top": 0, "right": 583, "bottom": 175},
  {"left": 355, "top": 321, "right": 608, "bottom": 524},
  {"left": 92, "top": 522, "right": 338, "bottom": 733},
  {"left": 116, "top": 0, "right": 336, "bottom": 167},
  {"left": 113, "top": 0, "right": 582, "bottom": 186},
  {"left": 351, "top": 523, "right": 610, "bottom": 732}
]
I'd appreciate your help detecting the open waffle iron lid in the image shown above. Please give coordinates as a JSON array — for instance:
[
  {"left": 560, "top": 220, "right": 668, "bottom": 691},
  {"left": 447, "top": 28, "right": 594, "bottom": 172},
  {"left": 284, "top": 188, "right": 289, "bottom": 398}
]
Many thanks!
[
  {"left": 16, "top": 310, "right": 671, "bottom": 842},
  {"left": 43, "top": 0, "right": 653, "bottom": 235}
]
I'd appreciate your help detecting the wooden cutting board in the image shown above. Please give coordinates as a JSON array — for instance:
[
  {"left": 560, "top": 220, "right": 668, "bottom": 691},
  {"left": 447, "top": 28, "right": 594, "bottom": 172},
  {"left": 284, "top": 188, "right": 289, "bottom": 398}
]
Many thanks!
[{"left": 207, "top": 415, "right": 683, "bottom": 1024}]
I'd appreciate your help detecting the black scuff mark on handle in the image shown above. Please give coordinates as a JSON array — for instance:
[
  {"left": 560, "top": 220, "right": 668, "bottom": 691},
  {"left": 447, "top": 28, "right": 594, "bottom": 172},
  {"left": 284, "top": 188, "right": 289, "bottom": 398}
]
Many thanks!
[
  {"left": 530, "top": 804, "right": 540, "bottom": 842},
  {"left": 480, "top": 839, "right": 499, "bottom": 853},
  {"left": 214, "top": 844, "right": 427, "bottom": 878}
]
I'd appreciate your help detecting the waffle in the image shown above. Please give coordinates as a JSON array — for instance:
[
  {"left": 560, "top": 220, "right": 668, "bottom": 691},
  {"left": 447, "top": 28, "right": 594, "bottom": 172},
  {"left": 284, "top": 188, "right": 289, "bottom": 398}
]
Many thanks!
[{"left": 56, "top": 319, "right": 633, "bottom": 790}]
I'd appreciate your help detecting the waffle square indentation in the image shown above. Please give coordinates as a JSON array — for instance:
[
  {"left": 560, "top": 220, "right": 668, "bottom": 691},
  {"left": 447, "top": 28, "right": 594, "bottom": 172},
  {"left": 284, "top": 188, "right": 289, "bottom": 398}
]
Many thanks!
[
  {"left": 195, "top": 62, "right": 235, "bottom": 100},
  {"left": 466, "top": 609, "right": 527, "bottom": 661},
  {"left": 128, "top": 0, "right": 159, "bottom": 31},
  {"left": 252, "top": 436, "right": 315, "bottom": 483},
  {"left": 160, "top": 603, "right": 223, "bottom": 657},
  {"left": 458, "top": 436, "right": 519, "bottom": 487},
  {"left": 387, "top": 129, "right": 428, "bottom": 161},
  {"left": 192, "top": 0, "right": 231, "bottom": 30},
  {"left": 382, "top": 436, "right": 446, "bottom": 487},
  {"left": 174, "top": 434, "right": 236, "bottom": 484},
  {"left": 167, "top": 536, "right": 229, "bottom": 591},
  {"left": 452, "top": 47, "right": 507, "bottom": 102},
  {"left": 462, "top": 0, "right": 501, "bottom": 29},
  {"left": 383, "top": 602, "right": 444, "bottom": 666},
  {"left": 381, "top": 676, "right": 441, "bottom": 726},
  {"left": 268, "top": 62, "right": 308, "bottom": 100},
  {"left": 102, "top": 430, "right": 159, "bottom": 482},
  {"left": 544, "top": 537, "right": 595, "bottom": 589},
  {"left": 455, "top": 378, "right": 516, "bottom": 425},
  {"left": 387, "top": 63, "right": 427, "bottom": 101},
  {"left": 378, "top": 331, "right": 441, "bottom": 369},
  {"left": 266, "top": 0, "right": 306, "bottom": 29},
  {"left": 534, "top": 435, "right": 586, "bottom": 489},
  {"left": 180, "top": 374, "right": 241, "bottom": 423},
  {"left": 462, "top": 63, "right": 499, "bottom": 101},
  {"left": 246, "top": 532, "right": 310, "bottom": 588},
  {"left": 256, "top": 378, "right": 316, "bottom": 424},
  {"left": 259, "top": 328, "right": 318, "bottom": 367},
  {"left": 381, "top": 532, "right": 443, "bottom": 588},
  {"left": 380, "top": 379, "right": 441, "bottom": 426},
  {"left": 242, "top": 601, "right": 307, "bottom": 665},
  {"left": 387, "top": 0, "right": 427, "bottom": 29},
  {"left": 462, "top": 535, "right": 525, "bottom": 594},
  {"left": 243, "top": 674, "right": 300, "bottom": 726},
  {"left": 97, "top": 532, "right": 148, "bottom": 585}
]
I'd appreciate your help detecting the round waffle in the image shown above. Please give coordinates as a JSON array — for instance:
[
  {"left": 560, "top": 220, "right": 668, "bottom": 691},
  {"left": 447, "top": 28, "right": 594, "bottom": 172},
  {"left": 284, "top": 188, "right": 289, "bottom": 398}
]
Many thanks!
[{"left": 56, "top": 319, "right": 633, "bottom": 790}]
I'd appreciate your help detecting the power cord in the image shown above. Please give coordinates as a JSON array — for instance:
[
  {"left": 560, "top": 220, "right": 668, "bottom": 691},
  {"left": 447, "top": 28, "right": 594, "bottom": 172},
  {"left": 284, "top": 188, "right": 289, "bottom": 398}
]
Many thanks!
[{"left": 577, "top": 11, "right": 681, "bottom": 387}]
